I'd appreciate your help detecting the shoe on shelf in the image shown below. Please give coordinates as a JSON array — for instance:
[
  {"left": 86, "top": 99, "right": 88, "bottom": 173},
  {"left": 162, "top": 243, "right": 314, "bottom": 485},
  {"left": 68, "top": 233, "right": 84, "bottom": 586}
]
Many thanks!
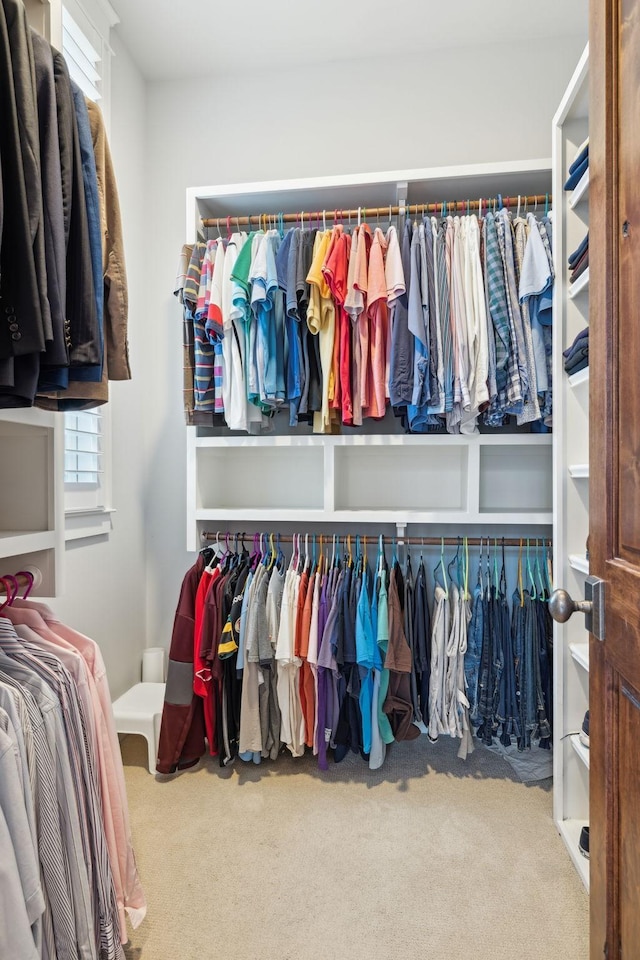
[
  {"left": 579, "top": 825, "right": 590, "bottom": 860},
  {"left": 580, "top": 710, "right": 590, "bottom": 748}
]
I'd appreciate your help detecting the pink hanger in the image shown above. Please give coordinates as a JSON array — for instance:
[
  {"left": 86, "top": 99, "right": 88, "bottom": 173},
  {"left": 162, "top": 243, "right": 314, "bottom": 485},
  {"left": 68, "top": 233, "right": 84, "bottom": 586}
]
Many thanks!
[
  {"left": 0, "top": 575, "right": 18, "bottom": 612},
  {"left": 16, "top": 570, "right": 34, "bottom": 598}
]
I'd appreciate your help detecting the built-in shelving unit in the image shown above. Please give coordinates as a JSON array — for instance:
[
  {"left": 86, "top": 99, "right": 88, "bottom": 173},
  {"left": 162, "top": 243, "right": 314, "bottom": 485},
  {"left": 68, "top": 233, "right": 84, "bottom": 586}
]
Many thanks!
[
  {"left": 0, "top": 408, "right": 64, "bottom": 595},
  {"left": 552, "top": 43, "right": 590, "bottom": 891},
  {"left": 185, "top": 161, "right": 554, "bottom": 553}
]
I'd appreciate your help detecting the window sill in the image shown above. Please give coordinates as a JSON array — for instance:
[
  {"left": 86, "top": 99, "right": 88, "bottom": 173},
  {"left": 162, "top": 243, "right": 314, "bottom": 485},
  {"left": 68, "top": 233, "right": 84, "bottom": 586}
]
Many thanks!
[{"left": 65, "top": 507, "right": 116, "bottom": 542}]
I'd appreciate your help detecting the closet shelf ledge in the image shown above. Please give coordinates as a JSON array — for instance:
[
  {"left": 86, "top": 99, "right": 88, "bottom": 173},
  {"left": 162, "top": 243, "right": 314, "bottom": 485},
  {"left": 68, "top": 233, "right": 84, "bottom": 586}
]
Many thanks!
[
  {"left": 568, "top": 367, "right": 589, "bottom": 389},
  {"left": 0, "top": 530, "right": 56, "bottom": 559},
  {"left": 557, "top": 819, "right": 590, "bottom": 891},
  {"left": 570, "top": 733, "right": 590, "bottom": 770},
  {"left": 569, "top": 554, "right": 589, "bottom": 574},
  {"left": 193, "top": 433, "right": 554, "bottom": 449},
  {"left": 568, "top": 267, "right": 590, "bottom": 298},
  {"left": 569, "top": 642, "right": 589, "bottom": 672},
  {"left": 569, "top": 169, "right": 590, "bottom": 207},
  {"left": 568, "top": 464, "right": 589, "bottom": 478},
  {"left": 195, "top": 509, "right": 554, "bottom": 525}
]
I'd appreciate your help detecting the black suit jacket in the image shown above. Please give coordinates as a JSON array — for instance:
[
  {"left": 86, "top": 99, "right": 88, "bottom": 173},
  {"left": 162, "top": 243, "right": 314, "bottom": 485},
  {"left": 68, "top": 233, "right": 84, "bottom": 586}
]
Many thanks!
[{"left": 0, "top": 0, "right": 47, "bottom": 359}]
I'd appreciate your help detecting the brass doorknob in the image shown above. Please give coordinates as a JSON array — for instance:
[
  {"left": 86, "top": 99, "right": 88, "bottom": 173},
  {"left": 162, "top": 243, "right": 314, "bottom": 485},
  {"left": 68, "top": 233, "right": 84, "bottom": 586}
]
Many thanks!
[{"left": 548, "top": 588, "right": 593, "bottom": 623}]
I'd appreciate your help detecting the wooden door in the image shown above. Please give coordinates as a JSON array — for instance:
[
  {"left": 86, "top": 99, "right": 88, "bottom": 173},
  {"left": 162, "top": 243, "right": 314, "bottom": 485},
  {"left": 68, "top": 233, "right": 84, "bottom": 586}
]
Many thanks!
[{"left": 590, "top": 0, "right": 640, "bottom": 956}]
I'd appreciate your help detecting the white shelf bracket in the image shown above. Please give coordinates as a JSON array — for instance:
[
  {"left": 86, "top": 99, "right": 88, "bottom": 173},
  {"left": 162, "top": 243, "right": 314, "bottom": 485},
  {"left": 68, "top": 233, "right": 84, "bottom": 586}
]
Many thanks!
[
  {"left": 396, "top": 521, "right": 407, "bottom": 560},
  {"left": 396, "top": 181, "right": 408, "bottom": 217}
]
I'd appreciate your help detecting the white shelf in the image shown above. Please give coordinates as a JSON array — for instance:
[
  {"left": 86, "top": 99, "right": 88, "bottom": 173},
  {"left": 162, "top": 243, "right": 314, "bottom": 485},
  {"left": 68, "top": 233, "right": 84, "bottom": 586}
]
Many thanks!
[
  {"left": 570, "top": 734, "right": 590, "bottom": 770},
  {"left": 570, "top": 642, "right": 589, "bottom": 672},
  {"left": 195, "top": 509, "right": 553, "bottom": 526},
  {"left": 0, "top": 531, "right": 56, "bottom": 559},
  {"left": 558, "top": 820, "right": 590, "bottom": 891},
  {"left": 569, "top": 169, "right": 589, "bottom": 208},
  {"left": 568, "top": 464, "right": 589, "bottom": 478},
  {"left": 568, "top": 267, "right": 589, "bottom": 298},
  {"left": 569, "top": 554, "right": 589, "bottom": 574},
  {"left": 194, "top": 433, "right": 554, "bottom": 449},
  {"left": 569, "top": 367, "right": 589, "bottom": 389}
]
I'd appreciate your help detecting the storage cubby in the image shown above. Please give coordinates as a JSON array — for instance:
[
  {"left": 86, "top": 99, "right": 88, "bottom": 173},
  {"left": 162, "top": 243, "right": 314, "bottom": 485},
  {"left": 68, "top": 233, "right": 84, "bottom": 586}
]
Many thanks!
[
  {"left": 196, "top": 444, "right": 324, "bottom": 511},
  {"left": 0, "top": 410, "right": 64, "bottom": 595},
  {"left": 479, "top": 444, "right": 553, "bottom": 515},
  {"left": 334, "top": 444, "right": 467, "bottom": 512}
]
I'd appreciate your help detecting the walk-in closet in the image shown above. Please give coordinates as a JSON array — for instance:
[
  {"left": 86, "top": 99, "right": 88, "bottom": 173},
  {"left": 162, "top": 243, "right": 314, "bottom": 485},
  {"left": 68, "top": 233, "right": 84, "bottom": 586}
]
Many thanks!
[{"left": 3, "top": 1, "right": 639, "bottom": 958}]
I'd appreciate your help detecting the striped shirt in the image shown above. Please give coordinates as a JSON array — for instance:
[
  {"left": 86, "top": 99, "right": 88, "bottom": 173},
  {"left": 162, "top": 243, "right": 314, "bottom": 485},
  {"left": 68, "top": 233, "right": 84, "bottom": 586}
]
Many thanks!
[
  {"left": 0, "top": 671, "right": 80, "bottom": 960},
  {"left": 0, "top": 623, "right": 124, "bottom": 960}
]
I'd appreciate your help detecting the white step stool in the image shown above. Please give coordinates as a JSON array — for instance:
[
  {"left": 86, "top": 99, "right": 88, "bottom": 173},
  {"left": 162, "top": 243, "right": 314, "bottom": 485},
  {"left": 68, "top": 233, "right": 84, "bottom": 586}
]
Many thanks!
[{"left": 112, "top": 682, "right": 166, "bottom": 774}]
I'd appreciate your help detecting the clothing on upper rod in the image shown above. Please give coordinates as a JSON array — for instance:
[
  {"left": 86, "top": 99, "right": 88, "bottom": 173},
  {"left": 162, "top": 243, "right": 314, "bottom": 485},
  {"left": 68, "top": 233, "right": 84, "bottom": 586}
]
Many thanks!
[
  {"left": 0, "top": 569, "right": 146, "bottom": 960},
  {"left": 157, "top": 534, "right": 554, "bottom": 775},
  {"left": 199, "top": 196, "right": 553, "bottom": 228},
  {"left": 0, "top": 4, "right": 130, "bottom": 410},
  {"left": 175, "top": 200, "right": 554, "bottom": 434}
]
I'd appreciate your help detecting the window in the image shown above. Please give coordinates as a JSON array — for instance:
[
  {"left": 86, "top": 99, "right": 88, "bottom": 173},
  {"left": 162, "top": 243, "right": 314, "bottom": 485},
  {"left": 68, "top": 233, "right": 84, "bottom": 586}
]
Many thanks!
[
  {"left": 62, "top": 7, "right": 102, "bottom": 103},
  {"left": 62, "top": 0, "right": 118, "bottom": 540}
]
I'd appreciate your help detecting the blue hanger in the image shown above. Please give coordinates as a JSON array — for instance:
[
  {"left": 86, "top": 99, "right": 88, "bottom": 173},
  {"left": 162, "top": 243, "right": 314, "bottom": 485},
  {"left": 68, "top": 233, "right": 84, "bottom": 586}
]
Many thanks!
[{"left": 526, "top": 538, "right": 537, "bottom": 600}]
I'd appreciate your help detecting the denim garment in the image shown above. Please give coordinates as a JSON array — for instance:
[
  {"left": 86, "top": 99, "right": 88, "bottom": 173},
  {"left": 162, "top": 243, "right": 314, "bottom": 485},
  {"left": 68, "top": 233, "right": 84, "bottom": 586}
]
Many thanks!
[
  {"left": 413, "top": 559, "right": 431, "bottom": 724},
  {"left": 568, "top": 231, "right": 589, "bottom": 266},
  {"left": 564, "top": 154, "right": 588, "bottom": 191},
  {"left": 465, "top": 581, "right": 484, "bottom": 724}
]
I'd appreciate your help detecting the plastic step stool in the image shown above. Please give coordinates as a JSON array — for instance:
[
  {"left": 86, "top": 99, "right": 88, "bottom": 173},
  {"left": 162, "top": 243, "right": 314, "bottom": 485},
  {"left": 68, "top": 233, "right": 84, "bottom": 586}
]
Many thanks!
[{"left": 112, "top": 682, "right": 166, "bottom": 774}]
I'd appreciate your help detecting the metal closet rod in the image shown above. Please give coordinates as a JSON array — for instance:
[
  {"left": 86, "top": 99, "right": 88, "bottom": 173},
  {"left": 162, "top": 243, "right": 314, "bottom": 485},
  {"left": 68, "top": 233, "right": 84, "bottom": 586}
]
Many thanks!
[
  {"left": 202, "top": 532, "right": 551, "bottom": 548},
  {"left": 200, "top": 194, "right": 552, "bottom": 229}
]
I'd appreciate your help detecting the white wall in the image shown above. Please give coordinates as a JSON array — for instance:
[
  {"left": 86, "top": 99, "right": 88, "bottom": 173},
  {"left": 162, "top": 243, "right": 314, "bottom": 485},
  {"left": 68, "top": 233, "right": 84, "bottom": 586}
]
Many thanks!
[
  {"left": 51, "top": 33, "right": 148, "bottom": 699},
  {"left": 141, "top": 33, "right": 587, "bottom": 649}
]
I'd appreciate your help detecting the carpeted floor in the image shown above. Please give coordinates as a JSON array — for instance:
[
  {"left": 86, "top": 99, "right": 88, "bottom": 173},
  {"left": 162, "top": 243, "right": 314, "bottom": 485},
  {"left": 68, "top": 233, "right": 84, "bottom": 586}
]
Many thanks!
[{"left": 121, "top": 735, "right": 589, "bottom": 960}]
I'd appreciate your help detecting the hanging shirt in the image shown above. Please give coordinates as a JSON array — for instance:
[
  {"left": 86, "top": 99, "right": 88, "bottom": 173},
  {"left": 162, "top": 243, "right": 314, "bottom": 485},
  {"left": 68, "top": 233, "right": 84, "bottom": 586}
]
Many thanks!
[
  {"left": 460, "top": 215, "right": 489, "bottom": 433},
  {"left": 222, "top": 232, "right": 249, "bottom": 431},
  {"left": 345, "top": 227, "right": 363, "bottom": 426},
  {"left": 306, "top": 230, "right": 335, "bottom": 433},
  {"left": 323, "top": 226, "right": 353, "bottom": 426},
  {"left": 366, "top": 228, "right": 388, "bottom": 420}
]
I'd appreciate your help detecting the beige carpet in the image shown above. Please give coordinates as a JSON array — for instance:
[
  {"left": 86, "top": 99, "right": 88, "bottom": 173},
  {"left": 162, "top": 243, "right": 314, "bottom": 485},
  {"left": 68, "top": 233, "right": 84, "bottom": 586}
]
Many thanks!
[{"left": 121, "top": 735, "right": 589, "bottom": 960}]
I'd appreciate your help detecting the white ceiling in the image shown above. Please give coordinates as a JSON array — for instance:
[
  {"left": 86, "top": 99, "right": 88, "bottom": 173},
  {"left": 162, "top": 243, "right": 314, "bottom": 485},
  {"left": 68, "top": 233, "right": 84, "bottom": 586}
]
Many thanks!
[{"left": 110, "top": 0, "right": 588, "bottom": 81}]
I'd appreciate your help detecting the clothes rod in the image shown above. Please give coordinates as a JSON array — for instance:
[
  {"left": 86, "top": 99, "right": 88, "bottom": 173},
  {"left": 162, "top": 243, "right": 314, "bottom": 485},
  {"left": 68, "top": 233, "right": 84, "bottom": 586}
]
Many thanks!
[
  {"left": 201, "top": 533, "right": 551, "bottom": 548},
  {"left": 0, "top": 566, "right": 43, "bottom": 597},
  {"left": 200, "top": 194, "right": 552, "bottom": 230}
]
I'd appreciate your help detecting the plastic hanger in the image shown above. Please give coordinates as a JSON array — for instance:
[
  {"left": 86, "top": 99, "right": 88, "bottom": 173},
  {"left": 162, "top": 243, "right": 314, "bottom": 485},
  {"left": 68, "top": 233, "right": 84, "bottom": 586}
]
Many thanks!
[
  {"left": 0, "top": 575, "right": 17, "bottom": 612},
  {"left": 448, "top": 536, "right": 461, "bottom": 587},
  {"left": 434, "top": 537, "right": 448, "bottom": 597},
  {"left": 377, "top": 533, "right": 385, "bottom": 578},
  {"left": 463, "top": 536, "right": 469, "bottom": 600},
  {"left": 15, "top": 570, "right": 34, "bottom": 599},
  {"left": 517, "top": 537, "right": 525, "bottom": 607},
  {"left": 526, "top": 538, "right": 536, "bottom": 601}
]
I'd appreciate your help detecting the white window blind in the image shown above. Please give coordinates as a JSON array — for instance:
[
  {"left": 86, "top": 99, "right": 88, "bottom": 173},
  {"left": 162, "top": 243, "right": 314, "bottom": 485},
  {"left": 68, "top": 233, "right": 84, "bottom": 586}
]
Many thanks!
[
  {"left": 62, "top": 7, "right": 102, "bottom": 102},
  {"left": 64, "top": 411, "right": 103, "bottom": 485}
]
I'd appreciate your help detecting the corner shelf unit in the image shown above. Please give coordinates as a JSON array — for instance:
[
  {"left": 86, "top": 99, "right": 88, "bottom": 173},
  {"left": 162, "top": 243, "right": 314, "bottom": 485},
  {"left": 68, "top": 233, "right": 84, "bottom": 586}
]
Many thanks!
[
  {"left": 185, "top": 161, "right": 554, "bottom": 551},
  {"left": 552, "top": 43, "right": 590, "bottom": 891},
  {"left": 0, "top": 408, "right": 64, "bottom": 595}
]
